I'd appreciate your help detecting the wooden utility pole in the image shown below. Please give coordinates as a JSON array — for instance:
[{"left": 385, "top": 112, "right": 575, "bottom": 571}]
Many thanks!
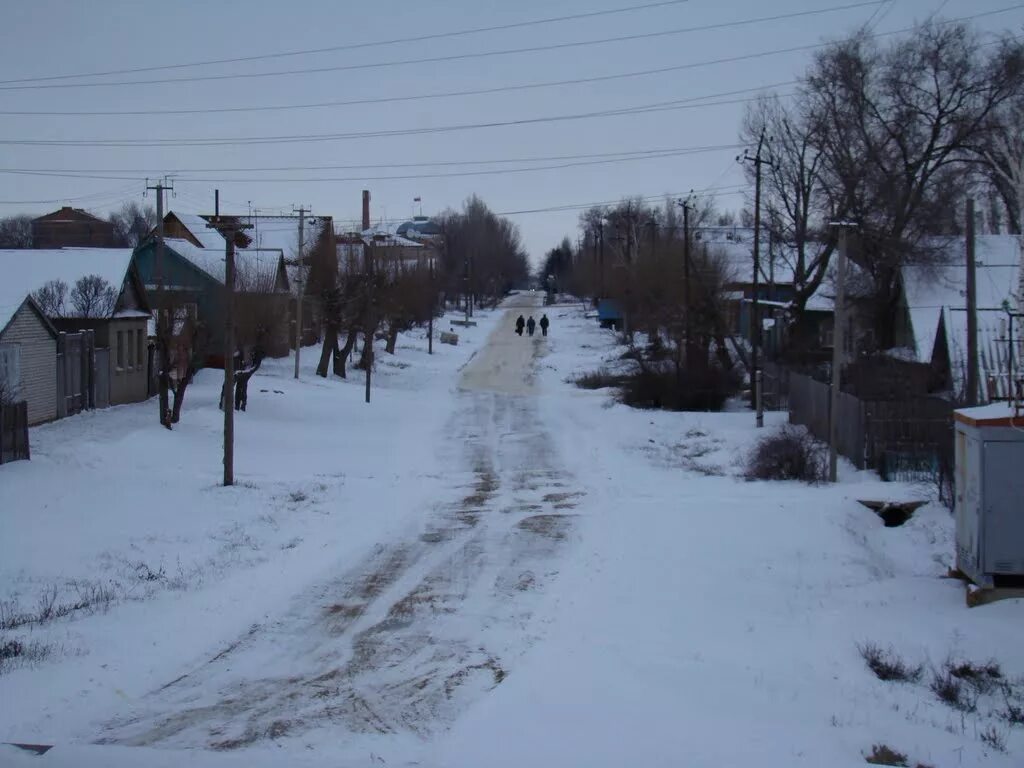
[
  {"left": 743, "top": 132, "right": 772, "bottom": 428},
  {"left": 679, "top": 195, "right": 695, "bottom": 369},
  {"left": 428, "top": 252, "right": 435, "bottom": 355},
  {"left": 292, "top": 205, "right": 310, "bottom": 380},
  {"left": 966, "top": 198, "right": 979, "bottom": 406},
  {"left": 365, "top": 241, "right": 375, "bottom": 404},
  {"left": 146, "top": 177, "right": 173, "bottom": 428},
  {"left": 828, "top": 222, "right": 856, "bottom": 483},
  {"left": 207, "top": 194, "right": 251, "bottom": 486}
]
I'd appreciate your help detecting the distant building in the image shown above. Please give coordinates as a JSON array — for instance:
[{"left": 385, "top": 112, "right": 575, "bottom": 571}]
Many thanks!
[
  {"left": 31, "top": 206, "right": 116, "bottom": 249},
  {"left": 396, "top": 216, "right": 442, "bottom": 242}
]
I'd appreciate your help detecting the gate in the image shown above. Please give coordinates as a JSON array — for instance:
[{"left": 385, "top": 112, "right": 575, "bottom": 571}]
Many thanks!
[
  {"left": 0, "top": 401, "right": 29, "bottom": 464},
  {"left": 56, "top": 330, "right": 95, "bottom": 418},
  {"left": 94, "top": 348, "right": 110, "bottom": 409}
]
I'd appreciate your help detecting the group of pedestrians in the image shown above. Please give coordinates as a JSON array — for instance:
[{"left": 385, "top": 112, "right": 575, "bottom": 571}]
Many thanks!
[{"left": 515, "top": 314, "right": 549, "bottom": 337}]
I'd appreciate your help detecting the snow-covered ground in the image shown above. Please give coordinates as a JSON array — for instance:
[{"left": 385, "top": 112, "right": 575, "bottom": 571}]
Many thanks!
[{"left": 2, "top": 297, "right": 1022, "bottom": 767}]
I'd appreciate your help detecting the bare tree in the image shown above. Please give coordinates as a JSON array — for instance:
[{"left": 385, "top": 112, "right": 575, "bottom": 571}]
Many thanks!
[
  {"left": 803, "top": 22, "right": 1024, "bottom": 345},
  {"left": 742, "top": 94, "right": 834, "bottom": 332},
  {"left": 32, "top": 279, "right": 68, "bottom": 317},
  {"left": 70, "top": 274, "right": 117, "bottom": 317},
  {"left": 973, "top": 89, "right": 1024, "bottom": 234},
  {"left": 0, "top": 215, "right": 33, "bottom": 248},
  {"left": 109, "top": 202, "right": 157, "bottom": 248}
]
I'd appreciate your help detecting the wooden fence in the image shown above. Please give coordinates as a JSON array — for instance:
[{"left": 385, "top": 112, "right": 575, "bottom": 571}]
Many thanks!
[
  {"left": 787, "top": 370, "right": 952, "bottom": 477},
  {"left": 0, "top": 401, "right": 29, "bottom": 464},
  {"left": 789, "top": 372, "right": 868, "bottom": 468}
]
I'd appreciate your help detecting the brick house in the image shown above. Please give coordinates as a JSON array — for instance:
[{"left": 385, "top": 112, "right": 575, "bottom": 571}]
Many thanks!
[{"left": 31, "top": 207, "right": 116, "bottom": 249}]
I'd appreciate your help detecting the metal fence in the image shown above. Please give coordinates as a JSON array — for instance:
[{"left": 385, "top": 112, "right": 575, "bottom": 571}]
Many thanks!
[{"left": 0, "top": 401, "right": 29, "bottom": 464}]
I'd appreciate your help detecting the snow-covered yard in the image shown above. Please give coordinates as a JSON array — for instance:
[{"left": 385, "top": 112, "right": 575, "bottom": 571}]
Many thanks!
[{"left": 2, "top": 297, "right": 1022, "bottom": 767}]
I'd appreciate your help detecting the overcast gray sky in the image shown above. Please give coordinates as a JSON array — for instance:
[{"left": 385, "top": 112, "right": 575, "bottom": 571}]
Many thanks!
[{"left": 0, "top": 0, "right": 1019, "bottom": 263}]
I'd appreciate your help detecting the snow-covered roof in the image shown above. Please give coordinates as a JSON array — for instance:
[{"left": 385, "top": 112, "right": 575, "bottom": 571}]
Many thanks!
[
  {"left": 704, "top": 237, "right": 797, "bottom": 286},
  {"left": 165, "top": 239, "right": 288, "bottom": 293},
  {"left": 0, "top": 248, "right": 136, "bottom": 331},
  {"left": 242, "top": 215, "right": 328, "bottom": 259},
  {"left": 170, "top": 212, "right": 227, "bottom": 251},
  {"left": 902, "top": 235, "right": 1021, "bottom": 400},
  {"left": 361, "top": 227, "right": 423, "bottom": 249}
]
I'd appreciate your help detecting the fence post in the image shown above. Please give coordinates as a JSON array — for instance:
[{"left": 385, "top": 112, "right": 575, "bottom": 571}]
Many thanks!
[{"left": 20, "top": 401, "right": 28, "bottom": 460}]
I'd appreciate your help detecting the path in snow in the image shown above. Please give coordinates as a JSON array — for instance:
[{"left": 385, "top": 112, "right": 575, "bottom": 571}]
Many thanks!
[{"left": 98, "top": 295, "right": 582, "bottom": 750}]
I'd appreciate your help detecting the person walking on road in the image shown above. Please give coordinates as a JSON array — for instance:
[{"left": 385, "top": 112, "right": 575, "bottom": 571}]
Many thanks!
[
  {"left": 539, "top": 314, "right": 550, "bottom": 337},
  {"left": 526, "top": 316, "right": 536, "bottom": 336},
  {"left": 515, "top": 315, "right": 525, "bottom": 336}
]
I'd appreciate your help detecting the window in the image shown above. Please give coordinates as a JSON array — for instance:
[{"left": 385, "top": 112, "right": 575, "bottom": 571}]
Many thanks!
[
  {"left": 137, "top": 330, "right": 145, "bottom": 370},
  {"left": 116, "top": 331, "right": 124, "bottom": 369},
  {"left": 0, "top": 343, "right": 21, "bottom": 402},
  {"left": 126, "top": 329, "right": 134, "bottom": 369}
]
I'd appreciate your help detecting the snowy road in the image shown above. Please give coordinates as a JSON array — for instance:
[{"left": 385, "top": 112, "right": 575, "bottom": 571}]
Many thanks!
[{"left": 98, "top": 295, "right": 582, "bottom": 751}]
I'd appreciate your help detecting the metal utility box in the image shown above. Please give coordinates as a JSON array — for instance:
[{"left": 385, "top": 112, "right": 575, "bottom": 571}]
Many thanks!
[{"left": 954, "top": 404, "right": 1024, "bottom": 588}]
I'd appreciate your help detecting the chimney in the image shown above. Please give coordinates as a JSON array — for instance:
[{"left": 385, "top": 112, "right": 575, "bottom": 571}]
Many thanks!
[{"left": 362, "top": 190, "right": 370, "bottom": 232}]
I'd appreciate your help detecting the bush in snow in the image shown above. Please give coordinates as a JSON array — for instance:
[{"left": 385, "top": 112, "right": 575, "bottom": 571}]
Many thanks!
[
  {"left": 864, "top": 744, "right": 908, "bottom": 766},
  {"left": 618, "top": 364, "right": 737, "bottom": 412},
  {"left": 858, "top": 643, "right": 924, "bottom": 683},
  {"left": 745, "top": 426, "right": 826, "bottom": 483},
  {"left": 572, "top": 368, "right": 628, "bottom": 390}
]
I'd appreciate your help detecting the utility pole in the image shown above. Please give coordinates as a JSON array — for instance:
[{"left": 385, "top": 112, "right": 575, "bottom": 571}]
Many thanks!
[
  {"left": 207, "top": 193, "right": 252, "bottom": 486},
  {"left": 966, "top": 198, "right": 979, "bottom": 406},
  {"left": 365, "top": 241, "right": 375, "bottom": 404},
  {"left": 428, "top": 252, "right": 435, "bottom": 355},
  {"left": 679, "top": 195, "right": 695, "bottom": 369},
  {"left": 146, "top": 177, "right": 173, "bottom": 428},
  {"left": 598, "top": 219, "right": 605, "bottom": 299},
  {"left": 828, "top": 221, "right": 857, "bottom": 483},
  {"left": 742, "top": 131, "right": 772, "bottom": 428},
  {"left": 292, "top": 205, "right": 310, "bottom": 380}
]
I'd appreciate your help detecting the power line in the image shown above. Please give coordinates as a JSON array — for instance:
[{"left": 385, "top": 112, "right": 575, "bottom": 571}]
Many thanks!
[
  {"left": 0, "top": 91, "right": 787, "bottom": 148},
  {"left": 495, "top": 185, "right": 748, "bottom": 216},
  {"left": 0, "top": 140, "right": 762, "bottom": 175},
  {"left": 0, "top": 0, "right": 693, "bottom": 85},
  {"left": 0, "top": 4, "right": 1015, "bottom": 146},
  {"left": 0, "top": 182, "right": 142, "bottom": 206},
  {"left": 0, "top": 1, "right": 888, "bottom": 91},
  {"left": 0, "top": 144, "right": 744, "bottom": 184}
]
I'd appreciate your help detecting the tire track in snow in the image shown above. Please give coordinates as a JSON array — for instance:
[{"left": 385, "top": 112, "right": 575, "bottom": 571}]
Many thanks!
[{"left": 98, "top": 303, "right": 584, "bottom": 751}]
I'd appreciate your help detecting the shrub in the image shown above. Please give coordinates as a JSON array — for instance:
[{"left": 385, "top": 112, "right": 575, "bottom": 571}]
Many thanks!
[
  {"left": 947, "top": 659, "right": 1002, "bottom": 694},
  {"left": 573, "top": 369, "right": 628, "bottom": 390},
  {"left": 980, "top": 725, "right": 1007, "bottom": 752},
  {"left": 858, "top": 643, "right": 924, "bottom": 683},
  {"left": 746, "top": 426, "right": 827, "bottom": 483},
  {"left": 930, "top": 669, "right": 976, "bottom": 712},
  {"left": 618, "top": 365, "right": 737, "bottom": 412},
  {"left": 865, "top": 744, "right": 908, "bottom": 766}
]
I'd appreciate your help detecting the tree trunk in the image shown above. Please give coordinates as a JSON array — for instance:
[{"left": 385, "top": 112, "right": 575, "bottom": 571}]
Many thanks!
[
  {"left": 157, "top": 338, "right": 171, "bottom": 429},
  {"left": 335, "top": 328, "right": 357, "bottom": 378},
  {"left": 355, "top": 322, "right": 376, "bottom": 371},
  {"left": 171, "top": 365, "right": 195, "bottom": 424},
  {"left": 385, "top": 325, "right": 399, "bottom": 355},
  {"left": 316, "top": 325, "right": 338, "bottom": 378}
]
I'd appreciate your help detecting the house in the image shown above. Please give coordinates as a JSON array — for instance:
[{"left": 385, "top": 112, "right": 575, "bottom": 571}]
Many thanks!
[
  {"left": 132, "top": 233, "right": 292, "bottom": 362},
  {"left": 896, "top": 235, "right": 1022, "bottom": 403},
  {"left": 153, "top": 211, "right": 335, "bottom": 347},
  {"left": 0, "top": 248, "right": 150, "bottom": 424},
  {"left": 0, "top": 294, "right": 57, "bottom": 425},
  {"left": 698, "top": 227, "right": 834, "bottom": 362},
  {"left": 31, "top": 207, "right": 116, "bottom": 249}
]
